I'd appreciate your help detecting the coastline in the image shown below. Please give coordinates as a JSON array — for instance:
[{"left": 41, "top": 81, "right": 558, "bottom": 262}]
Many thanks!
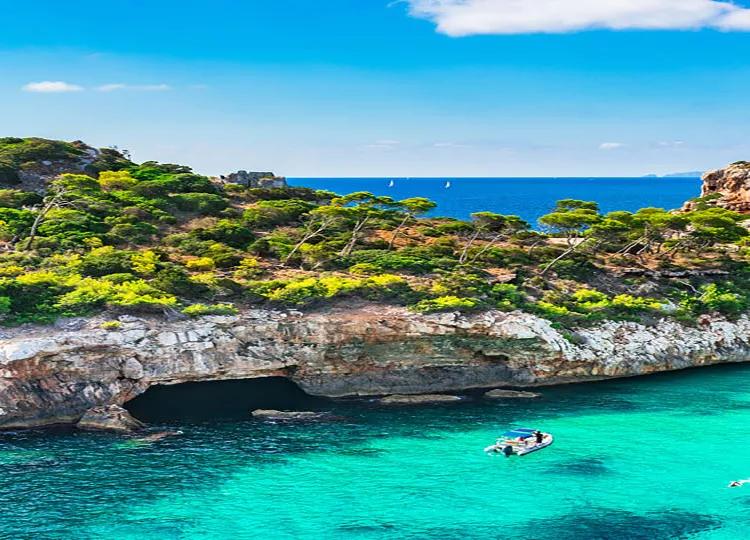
[{"left": 2, "top": 303, "right": 749, "bottom": 430}]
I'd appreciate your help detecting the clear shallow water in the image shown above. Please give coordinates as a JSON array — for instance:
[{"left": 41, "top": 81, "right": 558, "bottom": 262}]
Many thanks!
[
  {"left": 3, "top": 365, "right": 750, "bottom": 539},
  {"left": 288, "top": 177, "right": 702, "bottom": 223}
]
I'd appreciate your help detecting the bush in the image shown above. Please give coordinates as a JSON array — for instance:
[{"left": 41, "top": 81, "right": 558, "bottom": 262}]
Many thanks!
[
  {"left": 182, "top": 303, "right": 239, "bottom": 317},
  {"left": 191, "top": 219, "right": 254, "bottom": 248},
  {"left": 243, "top": 199, "right": 315, "bottom": 228},
  {"left": 79, "top": 247, "right": 134, "bottom": 277},
  {"left": 186, "top": 257, "right": 215, "bottom": 271},
  {"left": 171, "top": 193, "right": 227, "bottom": 215},
  {"left": 101, "top": 320, "right": 122, "bottom": 330},
  {"left": 411, "top": 295, "right": 478, "bottom": 313}
]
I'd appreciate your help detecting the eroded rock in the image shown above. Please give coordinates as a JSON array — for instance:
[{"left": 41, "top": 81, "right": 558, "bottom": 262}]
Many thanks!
[
  {"left": 251, "top": 409, "right": 332, "bottom": 421},
  {"left": 1, "top": 305, "right": 750, "bottom": 430},
  {"left": 484, "top": 389, "right": 541, "bottom": 399},
  {"left": 683, "top": 161, "right": 750, "bottom": 213},
  {"left": 378, "top": 394, "right": 463, "bottom": 405},
  {"left": 76, "top": 405, "right": 145, "bottom": 433}
]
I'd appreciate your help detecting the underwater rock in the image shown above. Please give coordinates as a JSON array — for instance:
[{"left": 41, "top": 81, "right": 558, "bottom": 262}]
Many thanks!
[
  {"left": 484, "top": 389, "right": 541, "bottom": 399},
  {"left": 76, "top": 405, "right": 146, "bottom": 433},
  {"left": 251, "top": 409, "right": 332, "bottom": 421},
  {"left": 378, "top": 394, "right": 463, "bottom": 405}
]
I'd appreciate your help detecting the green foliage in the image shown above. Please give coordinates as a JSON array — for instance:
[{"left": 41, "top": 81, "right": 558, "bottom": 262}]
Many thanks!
[
  {"left": 182, "top": 303, "right": 239, "bottom": 317},
  {"left": 79, "top": 247, "right": 134, "bottom": 277},
  {"left": 3, "top": 135, "right": 750, "bottom": 328},
  {"left": 243, "top": 199, "right": 315, "bottom": 228},
  {"left": 253, "top": 274, "right": 412, "bottom": 306},
  {"left": 679, "top": 282, "right": 747, "bottom": 318},
  {"left": 0, "top": 189, "right": 42, "bottom": 208},
  {"left": 101, "top": 320, "right": 122, "bottom": 330},
  {"left": 411, "top": 295, "right": 479, "bottom": 313},
  {"left": 171, "top": 193, "right": 227, "bottom": 215}
]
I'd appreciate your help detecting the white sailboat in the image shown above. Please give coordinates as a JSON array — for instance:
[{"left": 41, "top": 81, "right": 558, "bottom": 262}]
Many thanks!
[
  {"left": 444, "top": 180, "right": 451, "bottom": 188},
  {"left": 388, "top": 179, "right": 395, "bottom": 187}
]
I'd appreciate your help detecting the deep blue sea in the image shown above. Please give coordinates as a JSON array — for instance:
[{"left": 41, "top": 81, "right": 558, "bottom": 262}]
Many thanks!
[{"left": 289, "top": 177, "right": 702, "bottom": 224}]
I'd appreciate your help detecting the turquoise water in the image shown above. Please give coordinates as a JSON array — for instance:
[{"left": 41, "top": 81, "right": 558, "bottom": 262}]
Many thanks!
[
  {"left": 288, "top": 177, "right": 702, "bottom": 223},
  {"left": 3, "top": 365, "right": 750, "bottom": 539}
]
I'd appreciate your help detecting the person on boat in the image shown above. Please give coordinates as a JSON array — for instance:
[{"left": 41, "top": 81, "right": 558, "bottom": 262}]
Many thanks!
[{"left": 534, "top": 430, "right": 544, "bottom": 444}]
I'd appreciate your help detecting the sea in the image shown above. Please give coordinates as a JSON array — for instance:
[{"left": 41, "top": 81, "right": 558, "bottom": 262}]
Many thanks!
[
  {"left": 288, "top": 177, "right": 702, "bottom": 224},
  {"left": 5, "top": 176, "right": 750, "bottom": 540}
]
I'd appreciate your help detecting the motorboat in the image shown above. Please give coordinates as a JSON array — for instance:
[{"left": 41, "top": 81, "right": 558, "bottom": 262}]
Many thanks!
[{"left": 484, "top": 428, "right": 553, "bottom": 457}]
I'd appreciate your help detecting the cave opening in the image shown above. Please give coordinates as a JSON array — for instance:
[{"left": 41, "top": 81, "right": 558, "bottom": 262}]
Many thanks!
[{"left": 124, "top": 377, "right": 328, "bottom": 423}]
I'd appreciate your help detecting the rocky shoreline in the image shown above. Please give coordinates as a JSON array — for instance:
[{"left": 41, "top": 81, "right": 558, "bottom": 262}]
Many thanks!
[{"left": 1, "top": 303, "right": 750, "bottom": 430}]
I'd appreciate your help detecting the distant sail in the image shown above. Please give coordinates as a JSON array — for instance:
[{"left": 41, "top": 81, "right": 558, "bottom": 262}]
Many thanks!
[
  {"left": 388, "top": 179, "right": 395, "bottom": 187},
  {"left": 444, "top": 180, "right": 451, "bottom": 188}
]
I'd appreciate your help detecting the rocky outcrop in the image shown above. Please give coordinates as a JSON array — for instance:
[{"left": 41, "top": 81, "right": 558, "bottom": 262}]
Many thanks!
[
  {"left": 483, "top": 389, "right": 541, "bottom": 399},
  {"left": 215, "top": 170, "right": 287, "bottom": 188},
  {"left": 1, "top": 305, "right": 750, "bottom": 430},
  {"left": 684, "top": 161, "right": 750, "bottom": 213},
  {"left": 251, "top": 409, "right": 333, "bottom": 421},
  {"left": 76, "top": 405, "right": 145, "bottom": 433},
  {"left": 379, "top": 394, "right": 463, "bottom": 405},
  {"left": 0, "top": 138, "right": 132, "bottom": 192}
]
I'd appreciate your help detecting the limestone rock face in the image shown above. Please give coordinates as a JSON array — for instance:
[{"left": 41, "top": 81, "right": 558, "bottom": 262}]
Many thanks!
[
  {"left": 215, "top": 170, "right": 287, "bottom": 188},
  {"left": 1, "top": 305, "right": 750, "bottom": 430},
  {"left": 76, "top": 405, "right": 145, "bottom": 433},
  {"left": 684, "top": 162, "right": 750, "bottom": 212}
]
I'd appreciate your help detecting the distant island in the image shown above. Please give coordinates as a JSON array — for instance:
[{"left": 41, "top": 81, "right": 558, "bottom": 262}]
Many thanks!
[{"left": 642, "top": 171, "right": 704, "bottom": 178}]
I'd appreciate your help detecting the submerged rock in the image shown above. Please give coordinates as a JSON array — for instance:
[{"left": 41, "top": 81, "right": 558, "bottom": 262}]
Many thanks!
[
  {"left": 484, "top": 389, "right": 541, "bottom": 399},
  {"left": 378, "top": 394, "right": 463, "bottom": 405},
  {"left": 132, "top": 430, "right": 182, "bottom": 443},
  {"left": 251, "top": 409, "right": 332, "bottom": 421},
  {"left": 76, "top": 405, "right": 145, "bottom": 433}
]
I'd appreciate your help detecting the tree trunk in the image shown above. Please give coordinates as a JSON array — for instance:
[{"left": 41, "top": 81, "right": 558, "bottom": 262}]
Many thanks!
[
  {"left": 459, "top": 230, "right": 480, "bottom": 264},
  {"left": 21, "top": 192, "right": 63, "bottom": 252},
  {"left": 340, "top": 217, "right": 369, "bottom": 257},
  {"left": 388, "top": 214, "right": 411, "bottom": 250}
]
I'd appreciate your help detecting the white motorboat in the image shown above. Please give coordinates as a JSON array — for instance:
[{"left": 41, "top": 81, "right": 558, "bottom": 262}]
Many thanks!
[{"left": 484, "top": 428, "right": 553, "bottom": 457}]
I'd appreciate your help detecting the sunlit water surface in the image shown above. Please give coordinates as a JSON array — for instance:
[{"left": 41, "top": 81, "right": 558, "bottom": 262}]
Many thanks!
[{"left": 3, "top": 365, "right": 750, "bottom": 539}]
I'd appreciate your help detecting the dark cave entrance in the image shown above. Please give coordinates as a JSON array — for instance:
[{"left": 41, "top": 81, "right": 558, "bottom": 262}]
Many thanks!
[{"left": 124, "top": 377, "right": 328, "bottom": 422}]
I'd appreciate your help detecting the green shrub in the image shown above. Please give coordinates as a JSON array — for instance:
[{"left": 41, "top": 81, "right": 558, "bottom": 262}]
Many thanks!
[
  {"left": 101, "top": 320, "right": 122, "bottom": 330},
  {"left": 182, "top": 303, "right": 239, "bottom": 317},
  {"left": 171, "top": 193, "right": 227, "bottom": 215},
  {"left": 411, "top": 295, "right": 478, "bottom": 313},
  {"left": 79, "top": 247, "right": 134, "bottom": 277}
]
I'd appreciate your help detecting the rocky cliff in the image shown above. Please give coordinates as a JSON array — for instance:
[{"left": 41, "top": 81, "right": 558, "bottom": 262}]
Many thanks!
[
  {"left": 0, "top": 137, "right": 132, "bottom": 192},
  {"left": 685, "top": 161, "right": 750, "bottom": 212},
  {"left": 2, "top": 304, "right": 749, "bottom": 430}
]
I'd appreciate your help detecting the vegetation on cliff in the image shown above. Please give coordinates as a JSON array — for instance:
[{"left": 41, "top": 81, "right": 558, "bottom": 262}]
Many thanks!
[{"left": 0, "top": 137, "right": 749, "bottom": 327}]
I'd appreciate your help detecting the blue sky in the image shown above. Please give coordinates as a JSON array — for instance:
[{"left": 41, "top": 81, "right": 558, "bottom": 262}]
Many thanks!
[{"left": 2, "top": 0, "right": 750, "bottom": 176}]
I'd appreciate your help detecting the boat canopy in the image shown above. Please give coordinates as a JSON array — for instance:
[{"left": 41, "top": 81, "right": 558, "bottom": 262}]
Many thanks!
[{"left": 502, "top": 428, "right": 536, "bottom": 439}]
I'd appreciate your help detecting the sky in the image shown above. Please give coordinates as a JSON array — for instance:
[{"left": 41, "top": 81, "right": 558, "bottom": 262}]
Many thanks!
[{"left": 2, "top": 0, "right": 750, "bottom": 177}]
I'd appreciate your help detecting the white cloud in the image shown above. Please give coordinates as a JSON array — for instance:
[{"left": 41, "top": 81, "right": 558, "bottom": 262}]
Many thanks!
[
  {"left": 22, "top": 81, "right": 83, "bottom": 93},
  {"left": 599, "top": 142, "right": 625, "bottom": 150},
  {"left": 405, "top": 0, "right": 750, "bottom": 36},
  {"left": 365, "top": 139, "right": 401, "bottom": 149},
  {"left": 95, "top": 83, "right": 171, "bottom": 92},
  {"left": 433, "top": 141, "right": 470, "bottom": 148},
  {"left": 96, "top": 83, "right": 126, "bottom": 92},
  {"left": 656, "top": 140, "right": 686, "bottom": 147}
]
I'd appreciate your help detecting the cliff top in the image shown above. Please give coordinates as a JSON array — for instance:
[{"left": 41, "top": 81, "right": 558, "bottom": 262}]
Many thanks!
[{"left": 0, "top": 137, "right": 747, "bottom": 330}]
